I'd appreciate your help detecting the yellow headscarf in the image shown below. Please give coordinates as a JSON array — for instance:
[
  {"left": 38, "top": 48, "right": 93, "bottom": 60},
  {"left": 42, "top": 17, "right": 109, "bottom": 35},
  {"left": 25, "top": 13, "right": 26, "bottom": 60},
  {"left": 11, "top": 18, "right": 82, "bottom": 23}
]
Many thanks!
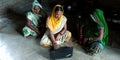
[{"left": 46, "top": 4, "right": 64, "bottom": 32}]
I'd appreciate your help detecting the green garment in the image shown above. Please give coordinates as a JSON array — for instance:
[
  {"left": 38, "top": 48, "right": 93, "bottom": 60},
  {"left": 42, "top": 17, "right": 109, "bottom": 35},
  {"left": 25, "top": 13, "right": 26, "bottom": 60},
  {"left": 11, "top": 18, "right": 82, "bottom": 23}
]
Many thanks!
[
  {"left": 22, "top": 0, "right": 42, "bottom": 37},
  {"left": 83, "top": 9, "right": 108, "bottom": 47}
]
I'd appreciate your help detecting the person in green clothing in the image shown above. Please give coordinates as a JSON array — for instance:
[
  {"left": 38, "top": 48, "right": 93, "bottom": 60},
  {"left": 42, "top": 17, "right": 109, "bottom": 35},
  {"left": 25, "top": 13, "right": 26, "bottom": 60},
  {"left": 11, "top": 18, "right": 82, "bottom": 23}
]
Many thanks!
[
  {"left": 78, "top": 8, "right": 108, "bottom": 55},
  {"left": 22, "top": 0, "right": 46, "bottom": 38}
]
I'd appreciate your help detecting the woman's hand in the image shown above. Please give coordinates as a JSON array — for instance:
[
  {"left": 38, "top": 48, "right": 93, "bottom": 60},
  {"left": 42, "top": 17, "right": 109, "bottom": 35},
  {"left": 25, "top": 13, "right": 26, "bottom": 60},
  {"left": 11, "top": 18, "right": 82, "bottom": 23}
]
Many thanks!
[{"left": 53, "top": 43, "right": 60, "bottom": 49}]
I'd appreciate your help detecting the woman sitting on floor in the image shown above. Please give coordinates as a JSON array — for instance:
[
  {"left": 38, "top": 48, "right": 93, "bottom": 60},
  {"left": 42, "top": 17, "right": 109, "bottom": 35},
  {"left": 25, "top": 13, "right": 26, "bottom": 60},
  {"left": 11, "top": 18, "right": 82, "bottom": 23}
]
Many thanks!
[
  {"left": 22, "top": 0, "right": 45, "bottom": 38},
  {"left": 40, "top": 4, "right": 72, "bottom": 49},
  {"left": 79, "top": 9, "right": 108, "bottom": 55}
]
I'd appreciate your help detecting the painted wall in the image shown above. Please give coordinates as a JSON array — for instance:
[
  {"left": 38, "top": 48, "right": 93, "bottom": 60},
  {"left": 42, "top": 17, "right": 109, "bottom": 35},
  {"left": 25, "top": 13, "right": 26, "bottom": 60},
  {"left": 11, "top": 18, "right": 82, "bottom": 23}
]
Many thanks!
[{"left": 0, "top": 0, "right": 33, "bottom": 15}]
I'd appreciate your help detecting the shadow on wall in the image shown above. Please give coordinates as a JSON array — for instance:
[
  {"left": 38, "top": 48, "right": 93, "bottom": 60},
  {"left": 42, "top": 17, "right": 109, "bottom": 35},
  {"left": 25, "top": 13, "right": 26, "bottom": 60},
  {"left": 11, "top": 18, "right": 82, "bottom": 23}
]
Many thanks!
[
  {"left": 5, "top": 7, "right": 27, "bottom": 35},
  {"left": 0, "top": 0, "right": 33, "bottom": 35}
]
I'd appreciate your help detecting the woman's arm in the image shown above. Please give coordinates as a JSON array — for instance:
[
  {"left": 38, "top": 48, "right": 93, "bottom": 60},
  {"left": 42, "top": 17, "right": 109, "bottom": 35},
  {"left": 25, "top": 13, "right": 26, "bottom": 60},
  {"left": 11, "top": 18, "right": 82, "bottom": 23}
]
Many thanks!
[
  {"left": 83, "top": 29, "right": 104, "bottom": 44},
  {"left": 55, "top": 23, "right": 67, "bottom": 40},
  {"left": 49, "top": 29, "right": 56, "bottom": 44},
  {"left": 79, "top": 24, "right": 84, "bottom": 39},
  {"left": 49, "top": 28, "right": 60, "bottom": 49},
  {"left": 89, "top": 28, "right": 104, "bottom": 41},
  {"left": 94, "top": 28, "right": 104, "bottom": 40},
  {"left": 60, "top": 23, "right": 67, "bottom": 35},
  {"left": 27, "top": 19, "right": 40, "bottom": 34}
]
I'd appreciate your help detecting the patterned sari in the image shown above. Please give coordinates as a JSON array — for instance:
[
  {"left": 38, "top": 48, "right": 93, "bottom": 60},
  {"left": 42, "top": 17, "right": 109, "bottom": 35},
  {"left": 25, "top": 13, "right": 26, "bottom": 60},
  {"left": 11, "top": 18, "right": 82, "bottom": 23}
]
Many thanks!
[
  {"left": 83, "top": 9, "right": 108, "bottom": 55},
  {"left": 40, "top": 5, "right": 71, "bottom": 47},
  {"left": 22, "top": 0, "right": 42, "bottom": 37}
]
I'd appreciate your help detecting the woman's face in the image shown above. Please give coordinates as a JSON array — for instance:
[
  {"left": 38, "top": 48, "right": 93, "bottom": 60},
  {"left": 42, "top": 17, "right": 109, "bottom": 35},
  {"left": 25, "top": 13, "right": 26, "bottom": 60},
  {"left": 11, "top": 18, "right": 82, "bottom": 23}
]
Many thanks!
[
  {"left": 55, "top": 11, "right": 63, "bottom": 19},
  {"left": 33, "top": 6, "right": 40, "bottom": 14}
]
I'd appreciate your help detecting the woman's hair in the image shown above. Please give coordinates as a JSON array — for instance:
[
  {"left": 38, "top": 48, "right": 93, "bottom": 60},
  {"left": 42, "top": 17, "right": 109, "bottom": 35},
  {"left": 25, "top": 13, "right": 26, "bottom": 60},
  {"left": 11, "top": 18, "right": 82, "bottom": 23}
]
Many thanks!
[{"left": 55, "top": 6, "right": 63, "bottom": 12}]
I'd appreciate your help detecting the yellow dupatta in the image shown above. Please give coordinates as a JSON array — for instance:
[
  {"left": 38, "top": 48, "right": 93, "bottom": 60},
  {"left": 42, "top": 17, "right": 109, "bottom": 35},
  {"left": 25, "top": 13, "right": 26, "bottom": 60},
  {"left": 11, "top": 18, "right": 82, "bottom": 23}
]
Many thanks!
[{"left": 46, "top": 4, "right": 64, "bottom": 32}]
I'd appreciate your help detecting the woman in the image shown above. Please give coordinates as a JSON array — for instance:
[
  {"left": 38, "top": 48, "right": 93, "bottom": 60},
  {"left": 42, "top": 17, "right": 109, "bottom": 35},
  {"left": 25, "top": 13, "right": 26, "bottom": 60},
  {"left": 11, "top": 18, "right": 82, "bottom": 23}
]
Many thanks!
[
  {"left": 79, "top": 9, "right": 108, "bottom": 55},
  {"left": 40, "top": 4, "right": 71, "bottom": 49},
  {"left": 22, "top": 0, "right": 43, "bottom": 38}
]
